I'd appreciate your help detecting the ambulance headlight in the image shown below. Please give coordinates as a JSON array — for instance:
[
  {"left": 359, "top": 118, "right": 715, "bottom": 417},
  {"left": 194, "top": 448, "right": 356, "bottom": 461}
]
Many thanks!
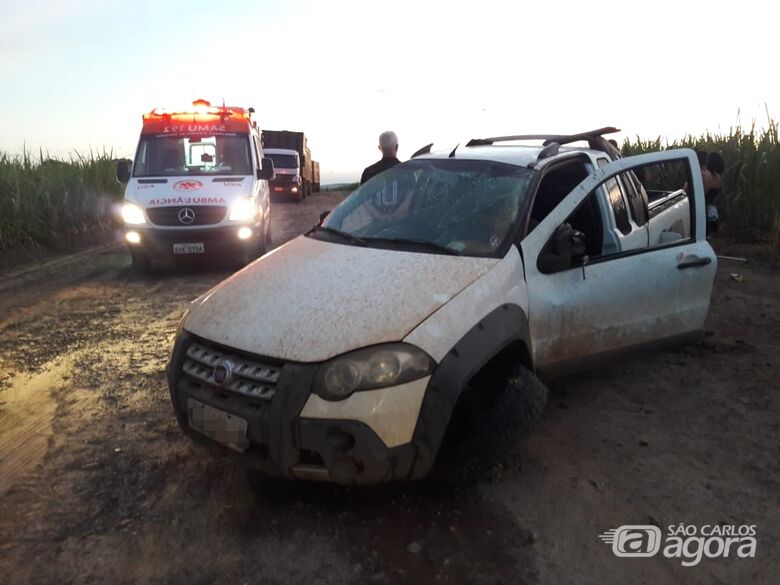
[
  {"left": 121, "top": 202, "right": 146, "bottom": 225},
  {"left": 229, "top": 197, "right": 256, "bottom": 221}
]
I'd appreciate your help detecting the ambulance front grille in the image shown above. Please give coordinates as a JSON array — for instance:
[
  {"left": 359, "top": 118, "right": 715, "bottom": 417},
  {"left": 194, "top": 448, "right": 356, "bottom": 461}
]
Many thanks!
[{"left": 147, "top": 206, "right": 227, "bottom": 226}]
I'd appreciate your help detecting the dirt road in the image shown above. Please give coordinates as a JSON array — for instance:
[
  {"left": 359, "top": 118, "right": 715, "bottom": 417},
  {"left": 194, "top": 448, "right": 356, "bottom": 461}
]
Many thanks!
[{"left": 1, "top": 192, "right": 778, "bottom": 584}]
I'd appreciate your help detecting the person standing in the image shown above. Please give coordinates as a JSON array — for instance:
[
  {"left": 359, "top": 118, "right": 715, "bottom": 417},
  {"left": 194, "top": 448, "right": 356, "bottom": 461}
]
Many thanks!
[
  {"left": 360, "top": 131, "right": 401, "bottom": 185},
  {"left": 705, "top": 151, "right": 725, "bottom": 235}
]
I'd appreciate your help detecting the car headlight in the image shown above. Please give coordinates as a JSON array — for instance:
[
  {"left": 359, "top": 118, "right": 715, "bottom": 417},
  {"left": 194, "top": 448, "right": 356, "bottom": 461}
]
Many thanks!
[
  {"left": 121, "top": 202, "right": 146, "bottom": 225},
  {"left": 229, "top": 197, "right": 256, "bottom": 221},
  {"left": 313, "top": 343, "right": 434, "bottom": 401}
]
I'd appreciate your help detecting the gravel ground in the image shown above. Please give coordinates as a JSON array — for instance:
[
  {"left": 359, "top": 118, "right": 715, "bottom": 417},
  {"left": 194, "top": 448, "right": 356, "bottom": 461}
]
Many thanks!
[{"left": 0, "top": 191, "right": 778, "bottom": 584}]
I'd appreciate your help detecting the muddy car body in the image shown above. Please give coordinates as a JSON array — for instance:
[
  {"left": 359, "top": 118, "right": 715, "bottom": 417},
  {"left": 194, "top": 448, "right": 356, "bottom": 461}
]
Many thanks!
[{"left": 167, "top": 128, "right": 717, "bottom": 485}]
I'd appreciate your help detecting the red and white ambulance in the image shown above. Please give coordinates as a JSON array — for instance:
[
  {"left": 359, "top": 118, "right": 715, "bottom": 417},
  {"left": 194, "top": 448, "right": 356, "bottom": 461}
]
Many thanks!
[{"left": 116, "top": 100, "right": 275, "bottom": 272}]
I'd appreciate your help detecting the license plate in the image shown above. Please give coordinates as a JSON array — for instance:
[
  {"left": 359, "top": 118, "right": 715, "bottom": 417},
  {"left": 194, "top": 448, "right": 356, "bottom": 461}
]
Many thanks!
[
  {"left": 173, "top": 242, "right": 204, "bottom": 254},
  {"left": 273, "top": 187, "right": 283, "bottom": 192},
  {"left": 187, "top": 399, "right": 248, "bottom": 452}
]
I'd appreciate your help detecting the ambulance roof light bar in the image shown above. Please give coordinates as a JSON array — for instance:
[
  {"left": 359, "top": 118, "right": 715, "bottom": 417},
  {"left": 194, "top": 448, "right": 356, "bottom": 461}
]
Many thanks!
[{"left": 143, "top": 99, "right": 251, "bottom": 122}]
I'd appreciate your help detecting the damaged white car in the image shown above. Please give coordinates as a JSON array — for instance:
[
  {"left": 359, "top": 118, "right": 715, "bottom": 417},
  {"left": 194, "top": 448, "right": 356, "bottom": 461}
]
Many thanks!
[{"left": 167, "top": 128, "right": 717, "bottom": 485}]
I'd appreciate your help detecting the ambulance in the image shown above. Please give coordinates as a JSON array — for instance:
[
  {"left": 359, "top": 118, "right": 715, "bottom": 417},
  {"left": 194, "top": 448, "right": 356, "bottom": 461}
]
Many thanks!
[{"left": 116, "top": 100, "right": 275, "bottom": 272}]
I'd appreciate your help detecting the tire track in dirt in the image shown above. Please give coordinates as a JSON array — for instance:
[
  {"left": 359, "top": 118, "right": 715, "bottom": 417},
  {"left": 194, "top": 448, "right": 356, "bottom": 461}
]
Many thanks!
[{"left": 0, "top": 361, "right": 71, "bottom": 496}]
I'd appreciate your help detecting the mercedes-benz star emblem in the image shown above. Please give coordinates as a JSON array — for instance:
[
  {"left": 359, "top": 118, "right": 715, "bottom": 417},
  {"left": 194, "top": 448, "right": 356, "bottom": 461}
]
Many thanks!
[
  {"left": 213, "top": 360, "right": 233, "bottom": 386},
  {"left": 178, "top": 208, "right": 195, "bottom": 224}
]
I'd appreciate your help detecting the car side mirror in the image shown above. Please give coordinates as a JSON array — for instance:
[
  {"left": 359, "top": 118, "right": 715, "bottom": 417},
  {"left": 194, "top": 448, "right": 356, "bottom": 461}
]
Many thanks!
[
  {"left": 538, "top": 223, "right": 588, "bottom": 273},
  {"left": 259, "top": 158, "right": 275, "bottom": 181},
  {"left": 319, "top": 210, "right": 330, "bottom": 225},
  {"left": 116, "top": 159, "right": 131, "bottom": 183}
]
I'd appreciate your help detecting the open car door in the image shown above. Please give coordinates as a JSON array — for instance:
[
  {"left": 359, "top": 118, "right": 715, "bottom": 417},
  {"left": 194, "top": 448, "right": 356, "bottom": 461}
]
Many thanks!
[{"left": 520, "top": 149, "right": 717, "bottom": 375}]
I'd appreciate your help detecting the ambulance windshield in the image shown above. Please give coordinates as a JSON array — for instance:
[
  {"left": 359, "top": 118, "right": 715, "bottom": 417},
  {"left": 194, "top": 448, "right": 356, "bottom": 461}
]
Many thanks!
[{"left": 133, "top": 134, "right": 253, "bottom": 177}]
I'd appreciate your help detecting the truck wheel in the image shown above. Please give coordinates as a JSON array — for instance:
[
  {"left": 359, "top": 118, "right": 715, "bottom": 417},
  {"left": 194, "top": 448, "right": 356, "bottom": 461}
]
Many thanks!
[
  {"left": 130, "top": 249, "right": 151, "bottom": 274},
  {"left": 434, "top": 364, "right": 548, "bottom": 484}
]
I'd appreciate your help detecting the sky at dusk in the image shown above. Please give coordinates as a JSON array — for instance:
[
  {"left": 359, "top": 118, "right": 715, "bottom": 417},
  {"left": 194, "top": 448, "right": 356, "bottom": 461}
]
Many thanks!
[{"left": 1, "top": 0, "right": 777, "bottom": 183}]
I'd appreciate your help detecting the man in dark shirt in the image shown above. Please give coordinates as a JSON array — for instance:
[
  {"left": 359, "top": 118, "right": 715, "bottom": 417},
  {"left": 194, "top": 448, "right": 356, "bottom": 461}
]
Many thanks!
[{"left": 360, "top": 131, "right": 401, "bottom": 184}]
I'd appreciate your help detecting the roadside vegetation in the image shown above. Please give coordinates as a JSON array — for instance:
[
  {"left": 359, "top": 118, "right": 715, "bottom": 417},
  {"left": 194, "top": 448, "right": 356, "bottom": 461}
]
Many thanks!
[
  {"left": 0, "top": 150, "right": 123, "bottom": 251},
  {"left": 621, "top": 119, "right": 780, "bottom": 247}
]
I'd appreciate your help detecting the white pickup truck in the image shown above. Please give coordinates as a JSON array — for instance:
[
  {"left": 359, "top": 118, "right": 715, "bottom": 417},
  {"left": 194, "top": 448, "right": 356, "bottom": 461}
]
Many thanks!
[{"left": 167, "top": 128, "right": 716, "bottom": 485}]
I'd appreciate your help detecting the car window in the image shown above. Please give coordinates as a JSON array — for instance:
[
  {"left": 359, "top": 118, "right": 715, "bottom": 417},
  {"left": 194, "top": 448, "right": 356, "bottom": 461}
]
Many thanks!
[
  {"left": 639, "top": 159, "right": 694, "bottom": 246},
  {"left": 546, "top": 158, "right": 695, "bottom": 271},
  {"left": 621, "top": 171, "right": 648, "bottom": 226},
  {"left": 597, "top": 158, "right": 631, "bottom": 235},
  {"left": 316, "top": 158, "right": 534, "bottom": 257}
]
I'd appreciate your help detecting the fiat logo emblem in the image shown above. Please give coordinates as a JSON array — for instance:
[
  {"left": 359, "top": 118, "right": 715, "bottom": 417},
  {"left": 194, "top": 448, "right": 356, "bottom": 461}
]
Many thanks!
[
  {"left": 213, "top": 360, "right": 234, "bottom": 386},
  {"left": 178, "top": 208, "right": 195, "bottom": 224}
]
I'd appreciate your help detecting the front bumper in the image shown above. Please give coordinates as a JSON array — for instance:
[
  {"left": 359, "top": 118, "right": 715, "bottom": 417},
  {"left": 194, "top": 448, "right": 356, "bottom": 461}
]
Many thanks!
[
  {"left": 167, "top": 332, "right": 420, "bottom": 485},
  {"left": 269, "top": 182, "right": 302, "bottom": 196},
  {"left": 125, "top": 224, "right": 260, "bottom": 257}
]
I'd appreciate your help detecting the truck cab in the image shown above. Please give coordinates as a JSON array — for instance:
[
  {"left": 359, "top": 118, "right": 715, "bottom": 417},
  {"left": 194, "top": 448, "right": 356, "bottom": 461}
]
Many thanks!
[
  {"left": 264, "top": 148, "right": 304, "bottom": 202},
  {"left": 262, "top": 130, "right": 318, "bottom": 202},
  {"left": 117, "top": 100, "right": 275, "bottom": 273}
]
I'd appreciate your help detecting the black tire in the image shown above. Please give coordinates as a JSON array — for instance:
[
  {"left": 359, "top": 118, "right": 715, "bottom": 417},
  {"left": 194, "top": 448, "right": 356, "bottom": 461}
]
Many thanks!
[
  {"left": 265, "top": 213, "right": 273, "bottom": 250},
  {"left": 256, "top": 220, "right": 268, "bottom": 257},
  {"left": 435, "top": 364, "right": 548, "bottom": 484},
  {"left": 130, "top": 249, "right": 151, "bottom": 274}
]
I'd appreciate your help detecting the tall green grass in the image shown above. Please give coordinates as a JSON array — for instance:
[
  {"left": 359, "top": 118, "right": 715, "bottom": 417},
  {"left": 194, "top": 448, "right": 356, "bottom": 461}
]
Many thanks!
[
  {"left": 621, "top": 120, "right": 780, "bottom": 246},
  {"left": 0, "top": 150, "right": 123, "bottom": 251}
]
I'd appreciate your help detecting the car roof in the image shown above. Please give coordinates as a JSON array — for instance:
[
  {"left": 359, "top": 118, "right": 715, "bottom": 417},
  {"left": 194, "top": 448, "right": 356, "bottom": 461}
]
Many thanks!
[{"left": 416, "top": 144, "right": 604, "bottom": 169}]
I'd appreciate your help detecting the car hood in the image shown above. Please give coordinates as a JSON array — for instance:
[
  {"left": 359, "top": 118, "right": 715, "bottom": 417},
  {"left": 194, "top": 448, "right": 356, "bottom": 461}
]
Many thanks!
[{"left": 184, "top": 236, "right": 499, "bottom": 362}]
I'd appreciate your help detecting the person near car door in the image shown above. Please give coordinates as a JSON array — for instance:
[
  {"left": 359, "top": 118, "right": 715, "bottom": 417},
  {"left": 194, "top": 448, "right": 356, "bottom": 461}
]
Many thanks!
[{"left": 704, "top": 151, "right": 725, "bottom": 235}]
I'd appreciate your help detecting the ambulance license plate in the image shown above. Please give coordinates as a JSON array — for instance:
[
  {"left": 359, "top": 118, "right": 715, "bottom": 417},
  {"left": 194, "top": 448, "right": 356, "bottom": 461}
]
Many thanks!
[
  {"left": 173, "top": 242, "right": 204, "bottom": 254},
  {"left": 187, "top": 399, "right": 248, "bottom": 452}
]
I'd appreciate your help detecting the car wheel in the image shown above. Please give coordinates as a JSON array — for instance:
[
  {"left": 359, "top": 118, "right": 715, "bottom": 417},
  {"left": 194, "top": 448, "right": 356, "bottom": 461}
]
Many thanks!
[
  {"left": 434, "top": 364, "right": 548, "bottom": 484},
  {"left": 130, "top": 249, "right": 151, "bottom": 274}
]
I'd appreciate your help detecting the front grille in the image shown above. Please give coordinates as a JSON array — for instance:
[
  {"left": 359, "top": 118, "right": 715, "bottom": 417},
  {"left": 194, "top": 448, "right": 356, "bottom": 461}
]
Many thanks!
[
  {"left": 182, "top": 342, "right": 282, "bottom": 401},
  {"left": 147, "top": 206, "right": 227, "bottom": 226}
]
